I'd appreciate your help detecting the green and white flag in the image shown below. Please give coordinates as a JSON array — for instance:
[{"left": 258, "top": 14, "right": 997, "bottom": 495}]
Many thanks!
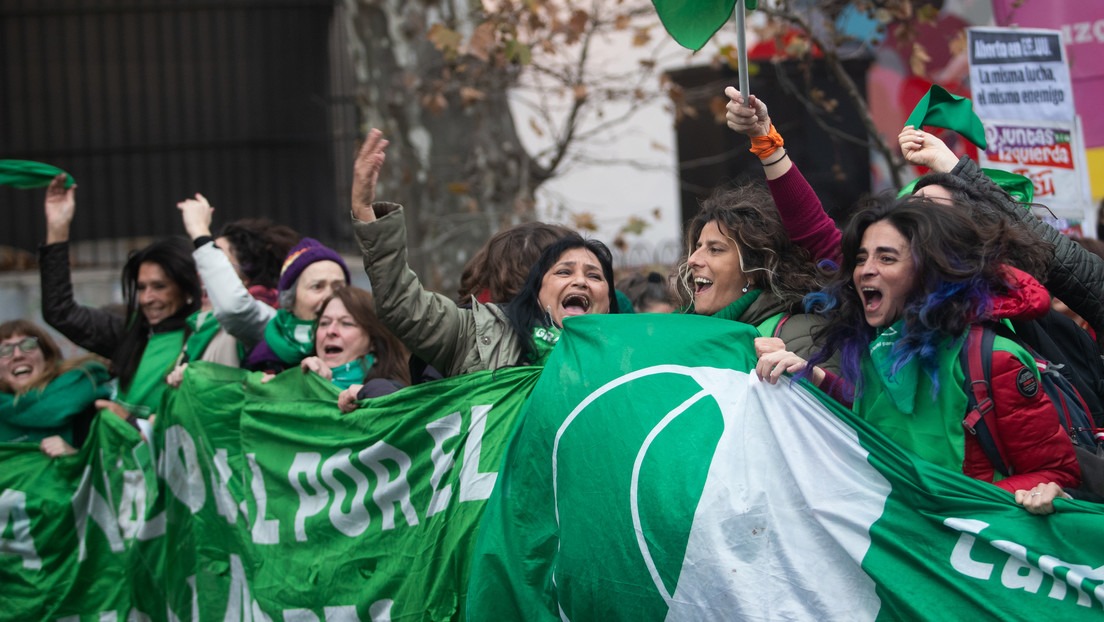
[{"left": 468, "top": 314, "right": 1104, "bottom": 620}]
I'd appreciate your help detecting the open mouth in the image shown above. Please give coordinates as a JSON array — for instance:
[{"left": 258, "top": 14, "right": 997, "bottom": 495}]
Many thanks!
[
  {"left": 694, "top": 276, "right": 713, "bottom": 295},
  {"left": 323, "top": 345, "right": 344, "bottom": 355},
  {"left": 562, "top": 294, "right": 591, "bottom": 316},
  {"left": 12, "top": 365, "right": 33, "bottom": 377},
  {"left": 861, "top": 286, "right": 883, "bottom": 311}
]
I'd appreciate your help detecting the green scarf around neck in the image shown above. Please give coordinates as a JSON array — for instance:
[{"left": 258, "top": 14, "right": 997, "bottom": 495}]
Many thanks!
[
  {"left": 330, "top": 354, "right": 376, "bottom": 391},
  {"left": 265, "top": 309, "right": 316, "bottom": 365},
  {"left": 857, "top": 324, "right": 968, "bottom": 473},
  {"left": 0, "top": 362, "right": 112, "bottom": 443},
  {"left": 115, "top": 329, "right": 185, "bottom": 418},
  {"left": 708, "top": 288, "right": 762, "bottom": 323}
]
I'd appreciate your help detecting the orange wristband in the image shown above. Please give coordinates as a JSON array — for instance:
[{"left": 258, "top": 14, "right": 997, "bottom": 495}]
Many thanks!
[{"left": 749, "top": 124, "right": 785, "bottom": 159}]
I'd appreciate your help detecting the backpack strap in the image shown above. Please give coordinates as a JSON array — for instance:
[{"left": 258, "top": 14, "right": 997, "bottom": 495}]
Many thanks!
[
  {"left": 960, "top": 324, "right": 1013, "bottom": 476},
  {"left": 772, "top": 313, "right": 792, "bottom": 339}
]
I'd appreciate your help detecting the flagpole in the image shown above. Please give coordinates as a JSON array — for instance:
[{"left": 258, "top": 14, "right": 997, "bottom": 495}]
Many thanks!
[{"left": 734, "top": 1, "right": 750, "bottom": 106}]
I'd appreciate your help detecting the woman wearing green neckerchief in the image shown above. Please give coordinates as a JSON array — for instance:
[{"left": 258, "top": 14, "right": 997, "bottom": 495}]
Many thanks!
[
  {"left": 676, "top": 183, "right": 828, "bottom": 365},
  {"left": 272, "top": 287, "right": 410, "bottom": 410},
  {"left": 0, "top": 320, "right": 113, "bottom": 456},
  {"left": 242, "top": 237, "right": 351, "bottom": 373},
  {"left": 756, "top": 195, "right": 1079, "bottom": 515},
  {"left": 349, "top": 130, "right": 619, "bottom": 379}
]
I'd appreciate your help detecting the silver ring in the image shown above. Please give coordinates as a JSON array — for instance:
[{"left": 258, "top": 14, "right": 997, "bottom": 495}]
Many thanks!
[{"left": 1030, "top": 492, "right": 1041, "bottom": 497}]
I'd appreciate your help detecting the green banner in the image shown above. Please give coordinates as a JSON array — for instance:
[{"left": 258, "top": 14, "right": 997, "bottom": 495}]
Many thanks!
[
  {"left": 6, "top": 315, "right": 1104, "bottom": 620},
  {"left": 1, "top": 362, "right": 540, "bottom": 620}
]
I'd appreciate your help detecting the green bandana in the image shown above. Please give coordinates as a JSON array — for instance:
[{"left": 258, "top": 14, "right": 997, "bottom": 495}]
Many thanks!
[
  {"left": 0, "top": 362, "right": 112, "bottom": 443},
  {"left": 904, "top": 85, "right": 987, "bottom": 149},
  {"left": 867, "top": 322, "right": 918, "bottom": 415},
  {"left": 265, "top": 309, "right": 316, "bottom": 365},
  {"left": 0, "top": 160, "right": 75, "bottom": 189},
  {"left": 707, "top": 288, "right": 763, "bottom": 323},
  {"left": 531, "top": 325, "right": 562, "bottom": 366},
  {"left": 115, "top": 330, "right": 185, "bottom": 418},
  {"left": 857, "top": 327, "right": 967, "bottom": 473},
  {"left": 330, "top": 354, "right": 376, "bottom": 391}
]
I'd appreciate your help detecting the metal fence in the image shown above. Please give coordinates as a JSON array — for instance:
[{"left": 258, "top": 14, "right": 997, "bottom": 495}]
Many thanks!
[{"left": 0, "top": 0, "right": 359, "bottom": 270}]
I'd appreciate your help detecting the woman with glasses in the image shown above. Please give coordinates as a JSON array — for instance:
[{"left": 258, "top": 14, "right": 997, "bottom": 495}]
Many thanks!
[{"left": 0, "top": 320, "right": 112, "bottom": 457}]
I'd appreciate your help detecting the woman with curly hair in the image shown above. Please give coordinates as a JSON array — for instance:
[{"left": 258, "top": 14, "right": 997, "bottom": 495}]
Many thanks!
[
  {"left": 757, "top": 195, "right": 1080, "bottom": 515},
  {"left": 677, "top": 183, "right": 826, "bottom": 360}
]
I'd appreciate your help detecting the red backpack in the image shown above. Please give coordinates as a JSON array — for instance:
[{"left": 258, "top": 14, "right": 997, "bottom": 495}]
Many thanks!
[{"left": 959, "top": 323, "right": 1104, "bottom": 501}]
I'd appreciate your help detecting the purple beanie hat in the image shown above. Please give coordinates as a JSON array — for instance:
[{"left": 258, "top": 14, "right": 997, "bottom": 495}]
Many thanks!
[{"left": 278, "top": 237, "right": 351, "bottom": 292}]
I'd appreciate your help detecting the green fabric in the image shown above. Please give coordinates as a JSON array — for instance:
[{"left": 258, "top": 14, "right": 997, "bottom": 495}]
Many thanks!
[
  {"left": 0, "top": 362, "right": 111, "bottom": 443},
  {"left": 980, "top": 167, "right": 1034, "bottom": 204},
  {"left": 755, "top": 311, "right": 786, "bottom": 338},
  {"left": 708, "top": 287, "right": 762, "bottom": 323},
  {"left": 329, "top": 354, "right": 375, "bottom": 390},
  {"left": 857, "top": 331, "right": 967, "bottom": 473},
  {"left": 0, "top": 160, "right": 75, "bottom": 189},
  {"left": 3, "top": 316, "right": 1104, "bottom": 620},
  {"left": 652, "top": 0, "right": 737, "bottom": 51},
  {"left": 183, "top": 310, "right": 221, "bottom": 362},
  {"left": 531, "top": 325, "right": 561, "bottom": 366},
  {"left": 867, "top": 321, "right": 919, "bottom": 414},
  {"left": 115, "top": 329, "right": 184, "bottom": 418},
  {"left": 615, "top": 289, "right": 635, "bottom": 313},
  {"left": 467, "top": 313, "right": 1104, "bottom": 620},
  {"left": 264, "top": 309, "right": 315, "bottom": 365},
  {"left": 904, "top": 84, "right": 988, "bottom": 149},
  {"left": 899, "top": 168, "right": 1035, "bottom": 205}
]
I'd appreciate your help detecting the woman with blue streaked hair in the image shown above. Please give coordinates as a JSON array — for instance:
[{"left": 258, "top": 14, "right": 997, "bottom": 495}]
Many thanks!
[{"left": 757, "top": 193, "right": 1080, "bottom": 515}]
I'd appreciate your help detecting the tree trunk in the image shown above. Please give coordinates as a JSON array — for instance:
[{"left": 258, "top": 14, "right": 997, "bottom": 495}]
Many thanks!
[{"left": 343, "top": 0, "right": 547, "bottom": 296}]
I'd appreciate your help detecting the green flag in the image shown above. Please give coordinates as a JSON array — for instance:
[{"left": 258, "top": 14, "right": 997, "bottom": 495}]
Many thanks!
[
  {"left": 652, "top": 1, "right": 757, "bottom": 51},
  {"left": 468, "top": 314, "right": 1104, "bottom": 620},
  {"left": 905, "top": 84, "right": 988, "bottom": 149},
  {"left": 0, "top": 160, "right": 75, "bottom": 189}
]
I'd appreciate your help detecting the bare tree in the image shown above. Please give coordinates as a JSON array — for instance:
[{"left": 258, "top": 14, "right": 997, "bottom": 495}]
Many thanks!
[
  {"left": 341, "top": 0, "right": 956, "bottom": 293},
  {"left": 342, "top": 0, "right": 664, "bottom": 294}
]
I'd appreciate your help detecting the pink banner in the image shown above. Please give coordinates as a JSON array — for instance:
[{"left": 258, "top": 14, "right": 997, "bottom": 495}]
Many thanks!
[{"left": 992, "top": 0, "right": 1104, "bottom": 146}]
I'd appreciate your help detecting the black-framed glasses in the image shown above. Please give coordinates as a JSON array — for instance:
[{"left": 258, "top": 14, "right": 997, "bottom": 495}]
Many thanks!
[{"left": 0, "top": 336, "right": 40, "bottom": 358}]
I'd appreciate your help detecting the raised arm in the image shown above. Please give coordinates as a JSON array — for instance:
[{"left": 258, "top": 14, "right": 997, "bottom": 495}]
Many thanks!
[
  {"left": 350, "top": 130, "right": 481, "bottom": 377},
  {"left": 177, "top": 194, "right": 274, "bottom": 346},
  {"left": 725, "top": 89, "right": 841, "bottom": 264},
  {"left": 351, "top": 129, "right": 389, "bottom": 223},
  {"left": 901, "top": 126, "right": 1104, "bottom": 343},
  {"left": 39, "top": 175, "right": 126, "bottom": 357}
]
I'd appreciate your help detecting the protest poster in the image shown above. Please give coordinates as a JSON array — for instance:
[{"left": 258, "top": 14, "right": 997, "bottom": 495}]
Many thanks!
[{"left": 968, "top": 27, "right": 1093, "bottom": 235}]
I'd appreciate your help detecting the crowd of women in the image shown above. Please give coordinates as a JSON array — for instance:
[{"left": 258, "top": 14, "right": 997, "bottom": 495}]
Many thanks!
[{"left": 4, "top": 87, "right": 1102, "bottom": 518}]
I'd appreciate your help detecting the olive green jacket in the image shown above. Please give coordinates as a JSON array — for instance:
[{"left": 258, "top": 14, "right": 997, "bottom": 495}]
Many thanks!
[{"left": 352, "top": 204, "right": 524, "bottom": 377}]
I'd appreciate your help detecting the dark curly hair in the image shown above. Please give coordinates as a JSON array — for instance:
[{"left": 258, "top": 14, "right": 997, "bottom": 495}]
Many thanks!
[
  {"left": 806, "top": 193, "right": 1044, "bottom": 395},
  {"left": 911, "top": 172, "right": 1051, "bottom": 280},
  {"left": 677, "top": 183, "right": 822, "bottom": 313},
  {"left": 218, "top": 219, "right": 300, "bottom": 290}
]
